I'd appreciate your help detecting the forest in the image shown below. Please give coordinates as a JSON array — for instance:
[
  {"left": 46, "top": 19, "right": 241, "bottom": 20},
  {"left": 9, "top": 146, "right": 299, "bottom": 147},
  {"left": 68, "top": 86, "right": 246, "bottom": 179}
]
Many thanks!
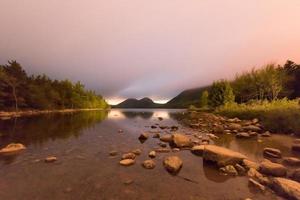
[{"left": 0, "top": 61, "right": 109, "bottom": 111}]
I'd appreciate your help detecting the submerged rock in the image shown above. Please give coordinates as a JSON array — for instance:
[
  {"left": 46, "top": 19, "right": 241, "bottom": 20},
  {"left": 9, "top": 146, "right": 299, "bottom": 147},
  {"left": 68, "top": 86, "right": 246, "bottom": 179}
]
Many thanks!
[
  {"left": 45, "top": 156, "right": 57, "bottom": 163},
  {"left": 203, "top": 145, "right": 247, "bottom": 166},
  {"left": 109, "top": 151, "right": 118, "bottom": 156},
  {"left": 138, "top": 133, "right": 149, "bottom": 141},
  {"left": 172, "top": 133, "right": 193, "bottom": 148},
  {"left": 120, "top": 159, "right": 135, "bottom": 166},
  {"left": 163, "top": 156, "right": 183, "bottom": 174},
  {"left": 159, "top": 134, "right": 173, "bottom": 143},
  {"left": 271, "top": 177, "right": 300, "bottom": 200},
  {"left": 249, "top": 178, "right": 265, "bottom": 192},
  {"left": 131, "top": 149, "right": 142, "bottom": 155},
  {"left": 0, "top": 143, "right": 26, "bottom": 154},
  {"left": 142, "top": 160, "right": 156, "bottom": 169},
  {"left": 263, "top": 147, "right": 282, "bottom": 159},
  {"left": 259, "top": 160, "right": 287, "bottom": 177}
]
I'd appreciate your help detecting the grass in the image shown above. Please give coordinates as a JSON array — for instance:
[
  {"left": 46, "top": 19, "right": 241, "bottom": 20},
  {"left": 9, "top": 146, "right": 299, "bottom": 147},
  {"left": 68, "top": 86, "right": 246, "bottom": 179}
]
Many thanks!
[{"left": 216, "top": 98, "right": 300, "bottom": 135}]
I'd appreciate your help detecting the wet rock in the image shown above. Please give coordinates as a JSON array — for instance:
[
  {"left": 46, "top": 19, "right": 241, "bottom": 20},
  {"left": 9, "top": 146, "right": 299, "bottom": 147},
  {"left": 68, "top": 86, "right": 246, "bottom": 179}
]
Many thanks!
[
  {"left": 235, "top": 163, "right": 246, "bottom": 175},
  {"left": 191, "top": 145, "right": 205, "bottom": 156},
  {"left": 247, "top": 168, "right": 271, "bottom": 186},
  {"left": 203, "top": 145, "right": 247, "bottom": 166},
  {"left": 149, "top": 151, "right": 156, "bottom": 158},
  {"left": 249, "top": 132, "right": 258, "bottom": 137},
  {"left": 109, "top": 151, "right": 118, "bottom": 156},
  {"left": 138, "top": 133, "right": 149, "bottom": 141},
  {"left": 291, "top": 169, "right": 300, "bottom": 182},
  {"left": 163, "top": 156, "right": 183, "bottom": 174},
  {"left": 243, "top": 159, "right": 260, "bottom": 170},
  {"left": 236, "top": 132, "right": 250, "bottom": 138},
  {"left": 160, "top": 134, "right": 173, "bottom": 143},
  {"left": 212, "top": 125, "right": 224, "bottom": 134},
  {"left": 155, "top": 148, "right": 171, "bottom": 153},
  {"left": 271, "top": 177, "right": 300, "bottom": 200},
  {"left": 153, "top": 133, "right": 160, "bottom": 138},
  {"left": 249, "top": 178, "right": 265, "bottom": 192},
  {"left": 121, "top": 153, "right": 136, "bottom": 160},
  {"left": 131, "top": 149, "right": 142, "bottom": 156},
  {"left": 172, "top": 133, "right": 193, "bottom": 148},
  {"left": 263, "top": 147, "right": 282, "bottom": 158},
  {"left": 142, "top": 160, "right": 156, "bottom": 169},
  {"left": 220, "top": 165, "right": 238, "bottom": 176},
  {"left": 283, "top": 157, "right": 300, "bottom": 166},
  {"left": 0, "top": 143, "right": 26, "bottom": 154},
  {"left": 45, "top": 156, "right": 57, "bottom": 163},
  {"left": 120, "top": 159, "right": 135, "bottom": 166},
  {"left": 243, "top": 125, "right": 262, "bottom": 132},
  {"left": 228, "top": 123, "right": 242, "bottom": 131},
  {"left": 259, "top": 160, "right": 287, "bottom": 177},
  {"left": 261, "top": 131, "right": 271, "bottom": 137}
]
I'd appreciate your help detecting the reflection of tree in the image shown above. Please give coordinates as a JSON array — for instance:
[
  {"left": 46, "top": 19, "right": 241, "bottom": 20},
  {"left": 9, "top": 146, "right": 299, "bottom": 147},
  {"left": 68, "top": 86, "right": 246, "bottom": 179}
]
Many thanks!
[
  {"left": 0, "top": 111, "right": 108, "bottom": 148},
  {"left": 120, "top": 111, "right": 153, "bottom": 119}
]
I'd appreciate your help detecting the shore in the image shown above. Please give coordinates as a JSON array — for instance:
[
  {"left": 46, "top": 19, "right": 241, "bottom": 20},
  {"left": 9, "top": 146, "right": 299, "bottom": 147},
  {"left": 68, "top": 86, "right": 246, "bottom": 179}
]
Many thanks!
[{"left": 0, "top": 108, "right": 109, "bottom": 119}]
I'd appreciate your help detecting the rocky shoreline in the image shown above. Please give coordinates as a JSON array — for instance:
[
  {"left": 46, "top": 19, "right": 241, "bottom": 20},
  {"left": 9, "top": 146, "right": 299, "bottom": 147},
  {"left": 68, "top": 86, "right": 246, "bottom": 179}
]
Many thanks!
[{"left": 113, "top": 111, "right": 300, "bottom": 200}]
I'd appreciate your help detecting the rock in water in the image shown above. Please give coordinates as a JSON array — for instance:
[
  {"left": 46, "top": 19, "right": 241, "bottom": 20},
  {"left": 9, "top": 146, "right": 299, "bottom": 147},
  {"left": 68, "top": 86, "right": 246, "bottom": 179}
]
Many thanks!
[
  {"left": 45, "top": 156, "right": 57, "bottom": 163},
  {"left": 203, "top": 145, "right": 247, "bottom": 166},
  {"left": 109, "top": 151, "right": 118, "bottom": 156},
  {"left": 236, "top": 132, "right": 250, "bottom": 138},
  {"left": 272, "top": 177, "right": 300, "bottom": 200},
  {"left": 0, "top": 143, "right": 26, "bottom": 154},
  {"left": 219, "top": 165, "right": 238, "bottom": 176},
  {"left": 191, "top": 145, "right": 205, "bottom": 156},
  {"left": 172, "top": 133, "right": 193, "bottom": 148},
  {"left": 138, "top": 133, "right": 149, "bottom": 141},
  {"left": 283, "top": 157, "right": 300, "bottom": 166},
  {"left": 142, "top": 160, "right": 156, "bottom": 169},
  {"left": 248, "top": 178, "right": 265, "bottom": 192},
  {"left": 243, "top": 125, "right": 261, "bottom": 132},
  {"left": 131, "top": 149, "right": 142, "bottom": 155},
  {"left": 243, "top": 159, "right": 260, "bottom": 170},
  {"left": 160, "top": 134, "right": 173, "bottom": 143},
  {"left": 120, "top": 159, "right": 135, "bottom": 166},
  {"left": 121, "top": 153, "right": 136, "bottom": 160},
  {"left": 259, "top": 160, "right": 287, "bottom": 177},
  {"left": 163, "top": 156, "right": 183, "bottom": 174},
  {"left": 263, "top": 147, "right": 282, "bottom": 158}
]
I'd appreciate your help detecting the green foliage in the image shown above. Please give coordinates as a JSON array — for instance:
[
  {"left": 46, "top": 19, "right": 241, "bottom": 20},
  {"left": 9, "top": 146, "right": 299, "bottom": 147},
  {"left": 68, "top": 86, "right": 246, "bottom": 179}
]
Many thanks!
[
  {"left": 0, "top": 61, "right": 109, "bottom": 111},
  {"left": 208, "top": 80, "right": 235, "bottom": 107},
  {"left": 199, "top": 90, "right": 209, "bottom": 108},
  {"left": 216, "top": 99, "right": 300, "bottom": 134}
]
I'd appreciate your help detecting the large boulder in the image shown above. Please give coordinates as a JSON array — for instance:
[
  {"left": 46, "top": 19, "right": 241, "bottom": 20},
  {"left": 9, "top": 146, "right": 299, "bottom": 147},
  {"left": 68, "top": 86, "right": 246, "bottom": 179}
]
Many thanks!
[
  {"left": 259, "top": 160, "right": 287, "bottom": 177},
  {"left": 172, "top": 133, "right": 193, "bottom": 148},
  {"left": 271, "top": 177, "right": 300, "bottom": 200},
  {"left": 203, "top": 145, "right": 247, "bottom": 166},
  {"left": 0, "top": 143, "right": 26, "bottom": 154},
  {"left": 263, "top": 147, "right": 282, "bottom": 158},
  {"left": 163, "top": 156, "right": 183, "bottom": 174}
]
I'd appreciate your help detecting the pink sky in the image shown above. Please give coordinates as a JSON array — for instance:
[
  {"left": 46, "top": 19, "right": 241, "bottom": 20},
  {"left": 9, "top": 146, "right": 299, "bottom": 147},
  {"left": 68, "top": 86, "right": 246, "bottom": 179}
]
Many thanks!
[{"left": 1, "top": 0, "right": 300, "bottom": 104}]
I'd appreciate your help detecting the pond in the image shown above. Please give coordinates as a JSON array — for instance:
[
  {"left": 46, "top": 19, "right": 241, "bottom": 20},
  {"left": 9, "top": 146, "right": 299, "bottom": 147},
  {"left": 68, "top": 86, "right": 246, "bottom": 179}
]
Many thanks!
[{"left": 0, "top": 109, "right": 291, "bottom": 199}]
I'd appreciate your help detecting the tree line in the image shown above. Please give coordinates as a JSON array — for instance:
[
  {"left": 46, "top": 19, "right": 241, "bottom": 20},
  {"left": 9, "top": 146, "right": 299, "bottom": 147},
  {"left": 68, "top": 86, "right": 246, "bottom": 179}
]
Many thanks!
[
  {"left": 0, "top": 61, "right": 109, "bottom": 111},
  {"left": 198, "top": 60, "right": 300, "bottom": 108}
]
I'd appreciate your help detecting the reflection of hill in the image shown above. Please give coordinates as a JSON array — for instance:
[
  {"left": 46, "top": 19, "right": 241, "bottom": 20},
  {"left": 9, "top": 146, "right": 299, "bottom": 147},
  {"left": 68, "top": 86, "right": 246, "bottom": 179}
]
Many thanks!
[
  {"left": 120, "top": 111, "right": 153, "bottom": 119},
  {"left": 0, "top": 111, "right": 108, "bottom": 147}
]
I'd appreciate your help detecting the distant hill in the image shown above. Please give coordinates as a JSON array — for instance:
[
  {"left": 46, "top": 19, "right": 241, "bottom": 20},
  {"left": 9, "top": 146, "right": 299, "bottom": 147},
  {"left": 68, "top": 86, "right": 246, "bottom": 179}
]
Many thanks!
[
  {"left": 165, "top": 86, "right": 210, "bottom": 108},
  {"left": 113, "top": 97, "right": 163, "bottom": 108}
]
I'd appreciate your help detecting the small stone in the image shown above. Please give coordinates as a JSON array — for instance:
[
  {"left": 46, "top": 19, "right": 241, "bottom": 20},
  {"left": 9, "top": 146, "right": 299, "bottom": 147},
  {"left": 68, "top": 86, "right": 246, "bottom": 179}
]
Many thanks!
[
  {"left": 220, "top": 165, "right": 238, "bottom": 176},
  {"left": 142, "top": 160, "right": 156, "bottom": 169},
  {"left": 158, "top": 142, "right": 167, "bottom": 148},
  {"left": 163, "top": 156, "right": 183, "bottom": 174},
  {"left": 151, "top": 125, "right": 157, "bottom": 129},
  {"left": 283, "top": 157, "right": 300, "bottom": 166},
  {"left": 263, "top": 147, "right": 282, "bottom": 158},
  {"left": 138, "top": 133, "right": 149, "bottom": 140},
  {"left": 0, "top": 143, "right": 26, "bottom": 154},
  {"left": 131, "top": 149, "right": 142, "bottom": 155},
  {"left": 236, "top": 132, "right": 250, "bottom": 138},
  {"left": 235, "top": 163, "right": 246, "bottom": 175},
  {"left": 121, "top": 153, "right": 136, "bottom": 160},
  {"left": 261, "top": 131, "right": 271, "bottom": 137},
  {"left": 120, "top": 159, "right": 135, "bottom": 166},
  {"left": 45, "top": 156, "right": 57, "bottom": 163},
  {"left": 172, "top": 148, "right": 180, "bottom": 152},
  {"left": 149, "top": 151, "right": 156, "bottom": 158},
  {"left": 155, "top": 148, "right": 171, "bottom": 153},
  {"left": 123, "top": 179, "right": 134, "bottom": 185}
]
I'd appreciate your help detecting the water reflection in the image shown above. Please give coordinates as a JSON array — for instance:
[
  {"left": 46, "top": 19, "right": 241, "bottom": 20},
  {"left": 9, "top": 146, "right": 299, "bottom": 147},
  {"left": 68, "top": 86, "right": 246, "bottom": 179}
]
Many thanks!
[{"left": 0, "top": 111, "right": 108, "bottom": 147}]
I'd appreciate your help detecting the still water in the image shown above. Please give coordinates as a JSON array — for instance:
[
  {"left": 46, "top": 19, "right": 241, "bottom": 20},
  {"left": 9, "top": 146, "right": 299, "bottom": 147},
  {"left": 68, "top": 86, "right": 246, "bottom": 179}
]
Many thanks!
[{"left": 0, "top": 109, "right": 292, "bottom": 200}]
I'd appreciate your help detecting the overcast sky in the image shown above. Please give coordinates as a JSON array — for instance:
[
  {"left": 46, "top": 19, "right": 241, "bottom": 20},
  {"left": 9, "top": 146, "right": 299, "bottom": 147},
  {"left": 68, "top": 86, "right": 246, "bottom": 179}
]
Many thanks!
[{"left": 1, "top": 0, "right": 300, "bottom": 104}]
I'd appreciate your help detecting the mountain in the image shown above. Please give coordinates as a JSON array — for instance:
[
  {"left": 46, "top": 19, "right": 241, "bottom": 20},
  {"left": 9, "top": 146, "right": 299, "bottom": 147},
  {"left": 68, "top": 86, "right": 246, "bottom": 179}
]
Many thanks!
[
  {"left": 113, "top": 97, "right": 163, "bottom": 108},
  {"left": 165, "top": 86, "right": 210, "bottom": 108}
]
